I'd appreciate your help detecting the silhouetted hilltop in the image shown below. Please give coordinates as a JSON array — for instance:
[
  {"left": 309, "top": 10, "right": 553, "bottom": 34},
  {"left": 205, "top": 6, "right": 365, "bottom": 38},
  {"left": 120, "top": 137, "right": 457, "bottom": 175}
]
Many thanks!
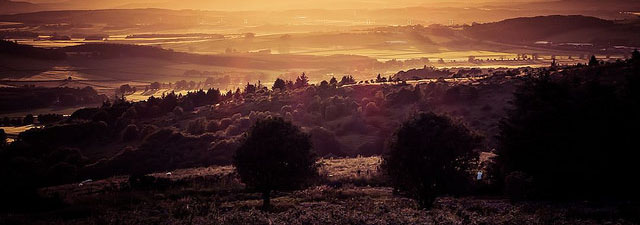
[
  {"left": 464, "top": 15, "right": 640, "bottom": 46},
  {"left": 465, "top": 15, "right": 612, "bottom": 42},
  {"left": 0, "top": 0, "right": 44, "bottom": 15},
  {"left": 0, "top": 39, "right": 66, "bottom": 60}
]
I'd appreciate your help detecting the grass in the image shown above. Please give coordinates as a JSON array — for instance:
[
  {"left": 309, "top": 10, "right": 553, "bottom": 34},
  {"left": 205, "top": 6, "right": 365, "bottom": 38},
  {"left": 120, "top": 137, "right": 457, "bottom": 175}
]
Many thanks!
[{"left": 4, "top": 156, "right": 632, "bottom": 224}]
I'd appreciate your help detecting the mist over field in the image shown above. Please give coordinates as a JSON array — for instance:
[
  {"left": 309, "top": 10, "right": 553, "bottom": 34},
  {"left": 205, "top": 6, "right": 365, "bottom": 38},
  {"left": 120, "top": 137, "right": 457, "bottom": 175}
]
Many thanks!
[{"left": 2, "top": 0, "right": 640, "bottom": 224}]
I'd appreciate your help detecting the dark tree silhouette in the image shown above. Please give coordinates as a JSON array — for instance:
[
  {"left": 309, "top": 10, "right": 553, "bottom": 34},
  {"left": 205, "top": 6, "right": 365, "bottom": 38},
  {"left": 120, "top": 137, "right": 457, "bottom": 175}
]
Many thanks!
[
  {"left": 632, "top": 49, "right": 640, "bottom": 69},
  {"left": 339, "top": 75, "right": 356, "bottom": 86},
  {"left": 233, "top": 117, "right": 317, "bottom": 209},
  {"left": 272, "top": 78, "right": 286, "bottom": 91},
  {"left": 244, "top": 82, "right": 256, "bottom": 94},
  {"left": 319, "top": 80, "right": 329, "bottom": 89},
  {"left": 0, "top": 129, "right": 6, "bottom": 147},
  {"left": 589, "top": 55, "right": 599, "bottom": 66},
  {"left": 22, "top": 114, "right": 34, "bottom": 125},
  {"left": 294, "top": 72, "right": 309, "bottom": 88},
  {"left": 382, "top": 112, "right": 481, "bottom": 208},
  {"left": 37, "top": 114, "right": 64, "bottom": 125},
  {"left": 495, "top": 67, "right": 640, "bottom": 200},
  {"left": 329, "top": 77, "right": 338, "bottom": 85}
]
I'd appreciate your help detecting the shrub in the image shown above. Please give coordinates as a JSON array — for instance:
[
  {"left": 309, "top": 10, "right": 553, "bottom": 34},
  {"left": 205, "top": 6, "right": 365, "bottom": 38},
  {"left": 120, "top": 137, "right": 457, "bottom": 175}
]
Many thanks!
[
  {"left": 186, "top": 118, "right": 206, "bottom": 135},
  {"left": 307, "top": 126, "right": 345, "bottom": 157},
  {"left": 364, "top": 102, "right": 380, "bottom": 116},
  {"left": 140, "top": 125, "right": 158, "bottom": 139},
  {"left": 121, "top": 124, "right": 139, "bottom": 142},
  {"left": 206, "top": 120, "right": 220, "bottom": 132},
  {"left": 219, "top": 118, "right": 233, "bottom": 129},
  {"left": 382, "top": 112, "right": 481, "bottom": 208},
  {"left": 173, "top": 106, "right": 184, "bottom": 116},
  {"left": 233, "top": 117, "right": 318, "bottom": 209}
]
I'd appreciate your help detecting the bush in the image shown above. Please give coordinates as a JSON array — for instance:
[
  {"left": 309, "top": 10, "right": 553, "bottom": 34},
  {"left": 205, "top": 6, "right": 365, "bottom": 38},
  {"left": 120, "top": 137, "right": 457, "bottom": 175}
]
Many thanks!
[
  {"left": 206, "top": 120, "right": 220, "bottom": 132},
  {"left": 382, "top": 112, "right": 481, "bottom": 208},
  {"left": 233, "top": 117, "right": 318, "bottom": 209},
  {"left": 307, "top": 126, "right": 345, "bottom": 157},
  {"left": 219, "top": 118, "right": 233, "bottom": 129},
  {"left": 140, "top": 125, "right": 158, "bottom": 139},
  {"left": 173, "top": 106, "right": 184, "bottom": 116},
  {"left": 364, "top": 102, "right": 380, "bottom": 116},
  {"left": 121, "top": 124, "right": 139, "bottom": 142},
  {"left": 186, "top": 118, "right": 206, "bottom": 135}
]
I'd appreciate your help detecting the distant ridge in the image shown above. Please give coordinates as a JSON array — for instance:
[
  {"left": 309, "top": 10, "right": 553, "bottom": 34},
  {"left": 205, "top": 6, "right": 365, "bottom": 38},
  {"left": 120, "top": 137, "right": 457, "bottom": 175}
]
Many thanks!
[
  {"left": 463, "top": 15, "right": 640, "bottom": 45},
  {"left": 0, "top": 0, "right": 45, "bottom": 15}
]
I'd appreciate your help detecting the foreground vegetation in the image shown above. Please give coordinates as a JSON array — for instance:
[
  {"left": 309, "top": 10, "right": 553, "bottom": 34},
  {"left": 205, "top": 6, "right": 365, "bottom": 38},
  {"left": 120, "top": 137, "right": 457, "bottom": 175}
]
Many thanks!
[{"left": 2, "top": 157, "right": 638, "bottom": 224}]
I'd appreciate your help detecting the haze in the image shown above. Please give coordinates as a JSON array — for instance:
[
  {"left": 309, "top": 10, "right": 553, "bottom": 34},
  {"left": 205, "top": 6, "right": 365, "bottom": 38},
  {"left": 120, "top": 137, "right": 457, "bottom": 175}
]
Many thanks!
[{"left": 21, "top": 0, "right": 549, "bottom": 10}]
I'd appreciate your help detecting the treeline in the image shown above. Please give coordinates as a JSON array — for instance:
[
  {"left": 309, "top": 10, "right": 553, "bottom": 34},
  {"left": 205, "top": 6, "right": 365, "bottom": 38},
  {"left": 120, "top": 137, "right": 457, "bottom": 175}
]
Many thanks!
[
  {"left": 0, "top": 39, "right": 66, "bottom": 60},
  {"left": 63, "top": 43, "right": 177, "bottom": 59},
  {"left": 0, "top": 30, "right": 39, "bottom": 39},
  {"left": 0, "top": 86, "right": 106, "bottom": 112}
]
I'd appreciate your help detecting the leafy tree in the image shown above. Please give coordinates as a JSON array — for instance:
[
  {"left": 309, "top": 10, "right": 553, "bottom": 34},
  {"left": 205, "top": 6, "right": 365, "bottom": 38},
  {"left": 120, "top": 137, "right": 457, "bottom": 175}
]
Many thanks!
[
  {"left": 233, "top": 117, "right": 317, "bottom": 209},
  {"left": 382, "top": 112, "right": 480, "bottom": 208}
]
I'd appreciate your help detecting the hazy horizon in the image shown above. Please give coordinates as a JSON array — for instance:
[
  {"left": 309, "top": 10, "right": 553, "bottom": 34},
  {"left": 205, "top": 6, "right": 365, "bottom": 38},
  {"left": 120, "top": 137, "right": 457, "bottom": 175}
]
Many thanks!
[{"left": 7, "top": 0, "right": 574, "bottom": 11}]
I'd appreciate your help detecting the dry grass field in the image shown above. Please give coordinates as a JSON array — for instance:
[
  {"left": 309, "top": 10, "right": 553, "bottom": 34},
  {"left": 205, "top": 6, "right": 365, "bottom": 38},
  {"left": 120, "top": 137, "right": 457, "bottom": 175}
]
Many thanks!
[{"left": 3, "top": 156, "right": 628, "bottom": 224}]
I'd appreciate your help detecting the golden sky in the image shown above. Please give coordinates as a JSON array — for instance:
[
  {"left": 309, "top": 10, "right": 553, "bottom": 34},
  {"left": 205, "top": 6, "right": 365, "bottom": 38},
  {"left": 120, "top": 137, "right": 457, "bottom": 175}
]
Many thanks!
[{"left": 21, "top": 0, "right": 548, "bottom": 11}]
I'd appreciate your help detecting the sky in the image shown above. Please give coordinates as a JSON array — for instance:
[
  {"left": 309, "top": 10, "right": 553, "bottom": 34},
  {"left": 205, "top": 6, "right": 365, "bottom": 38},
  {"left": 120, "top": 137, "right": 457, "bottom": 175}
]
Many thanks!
[{"left": 18, "top": 0, "right": 549, "bottom": 11}]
